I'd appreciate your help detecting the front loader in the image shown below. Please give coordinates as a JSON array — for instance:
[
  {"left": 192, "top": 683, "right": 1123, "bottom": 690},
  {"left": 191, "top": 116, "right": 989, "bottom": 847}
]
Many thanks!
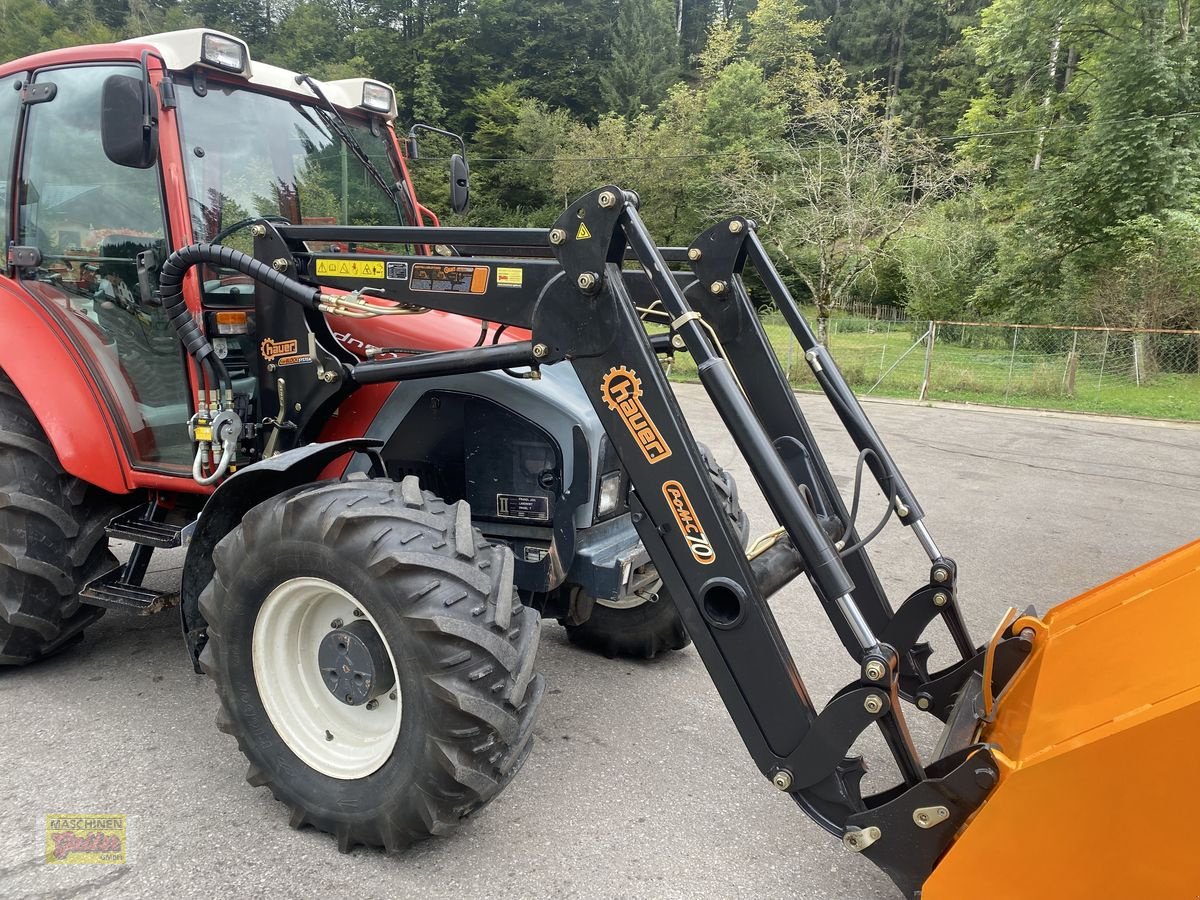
[{"left": 146, "top": 180, "right": 1199, "bottom": 896}]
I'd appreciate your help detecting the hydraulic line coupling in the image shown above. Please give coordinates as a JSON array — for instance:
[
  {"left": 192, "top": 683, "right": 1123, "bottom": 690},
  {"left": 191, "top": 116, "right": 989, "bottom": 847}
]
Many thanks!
[{"left": 188, "top": 407, "right": 243, "bottom": 486}]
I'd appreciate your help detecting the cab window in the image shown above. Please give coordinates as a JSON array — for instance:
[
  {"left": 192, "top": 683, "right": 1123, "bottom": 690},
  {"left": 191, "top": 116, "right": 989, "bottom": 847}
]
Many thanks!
[
  {"left": 0, "top": 73, "right": 23, "bottom": 250},
  {"left": 16, "top": 64, "right": 190, "bottom": 466}
]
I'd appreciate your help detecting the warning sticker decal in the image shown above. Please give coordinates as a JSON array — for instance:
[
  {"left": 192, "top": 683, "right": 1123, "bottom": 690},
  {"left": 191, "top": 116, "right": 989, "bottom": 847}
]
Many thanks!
[
  {"left": 315, "top": 258, "right": 385, "bottom": 279},
  {"left": 576, "top": 222, "right": 592, "bottom": 240},
  {"left": 496, "top": 267, "right": 524, "bottom": 287},
  {"left": 410, "top": 263, "right": 489, "bottom": 294},
  {"left": 386, "top": 261, "right": 409, "bottom": 280}
]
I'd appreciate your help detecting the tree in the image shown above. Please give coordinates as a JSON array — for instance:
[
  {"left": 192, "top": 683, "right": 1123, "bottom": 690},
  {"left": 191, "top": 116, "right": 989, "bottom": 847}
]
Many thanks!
[
  {"left": 960, "top": 0, "right": 1200, "bottom": 320},
  {"left": 722, "top": 71, "right": 962, "bottom": 341},
  {"left": 746, "top": 0, "right": 822, "bottom": 111},
  {"left": 896, "top": 192, "right": 998, "bottom": 321},
  {"left": 267, "top": 0, "right": 366, "bottom": 80},
  {"left": 600, "top": 0, "right": 681, "bottom": 118}
]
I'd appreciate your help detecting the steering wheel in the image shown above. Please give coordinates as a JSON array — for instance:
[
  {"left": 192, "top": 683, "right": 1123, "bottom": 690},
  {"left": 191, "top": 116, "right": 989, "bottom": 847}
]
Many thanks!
[{"left": 208, "top": 215, "right": 293, "bottom": 245}]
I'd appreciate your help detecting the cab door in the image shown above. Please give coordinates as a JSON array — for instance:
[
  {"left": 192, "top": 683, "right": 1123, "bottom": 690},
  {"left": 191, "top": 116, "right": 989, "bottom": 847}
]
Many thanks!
[{"left": 14, "top": 63, "right": 192, "bottom": 468}]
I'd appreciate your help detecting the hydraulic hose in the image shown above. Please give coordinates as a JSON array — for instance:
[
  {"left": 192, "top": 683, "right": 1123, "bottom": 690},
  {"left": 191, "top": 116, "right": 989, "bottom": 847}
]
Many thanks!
[
  {"left": 192, "top": 437, "right": 235, "bottom": 485},
  {"left": 158, "top": 242, "right": 323, "bottom": 395}
]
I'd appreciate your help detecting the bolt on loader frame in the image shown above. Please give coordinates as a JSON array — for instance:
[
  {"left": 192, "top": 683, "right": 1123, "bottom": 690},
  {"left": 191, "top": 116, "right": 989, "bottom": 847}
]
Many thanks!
[{"left": 163, "top": 185, "right": 1043, "bottom": 897}]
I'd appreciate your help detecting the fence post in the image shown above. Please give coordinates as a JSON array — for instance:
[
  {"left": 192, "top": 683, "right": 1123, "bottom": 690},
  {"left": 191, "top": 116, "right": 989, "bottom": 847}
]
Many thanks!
[
  {"left": 1064, "top": 329, "right": 1079, "bottom": 397},
  {"left": 878, "top": 321, "right": 892, "bottom": 379},
  {"left": 1004, "top": 325, "right": 1019, "bottom": 401},
  {"left": 1098, "top": 329, "right": 1109, "bottom": 387},
  {"left": 786, "top": 329, "right": 794, "bottom": 383},
  {"left": 919, "top": 321, "right": 936, "bottom": 401},
  {"left": 1132, "top": 335, "right": 1142, "bottom": 386}
]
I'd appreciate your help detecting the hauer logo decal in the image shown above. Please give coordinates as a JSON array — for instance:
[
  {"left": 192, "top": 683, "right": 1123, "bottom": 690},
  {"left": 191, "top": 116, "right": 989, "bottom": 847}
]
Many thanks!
[
  {"left": 260, "top": 338, "right": 298, "bottom": 360},
  {"left": 661, "top": 480, "right": 716, "bottom": 564},
  {"left": 600, "top": 367, "right": 672, "bottom": 463}
]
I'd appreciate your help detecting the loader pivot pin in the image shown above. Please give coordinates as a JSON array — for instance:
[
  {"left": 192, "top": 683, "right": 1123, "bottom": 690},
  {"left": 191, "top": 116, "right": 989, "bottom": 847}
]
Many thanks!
[
  {"left": 843, "top": 826, "right": 881, "bottom": 852},
  {"left": 863, "top": 659, "right": 887, "bottom": 681},
  {"left": 912, "top": 805, "right": 950, "bottom": 829},
  {"left": 549, "top": 228, "right": 566, "bottom": 246}
]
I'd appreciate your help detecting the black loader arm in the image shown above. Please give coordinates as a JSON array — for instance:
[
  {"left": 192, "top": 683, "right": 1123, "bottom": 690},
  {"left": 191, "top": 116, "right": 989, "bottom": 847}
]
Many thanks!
[{"left": 156, "top": 188, "right": 1039, "bottom": 898}]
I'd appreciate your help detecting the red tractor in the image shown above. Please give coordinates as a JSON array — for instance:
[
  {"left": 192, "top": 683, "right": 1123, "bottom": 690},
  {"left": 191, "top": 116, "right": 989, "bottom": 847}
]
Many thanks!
[
  {"left": 7, "top": 28, "right": 1194, "bottom": 900},
  {"left": 0, "top": 30, "right": 745, "bottom": 844}
]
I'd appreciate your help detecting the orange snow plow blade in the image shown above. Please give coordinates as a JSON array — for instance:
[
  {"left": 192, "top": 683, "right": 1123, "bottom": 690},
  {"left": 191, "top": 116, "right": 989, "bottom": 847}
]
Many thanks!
[{"left": 924, "top": 538, "right": 1200, "bottom": 899}]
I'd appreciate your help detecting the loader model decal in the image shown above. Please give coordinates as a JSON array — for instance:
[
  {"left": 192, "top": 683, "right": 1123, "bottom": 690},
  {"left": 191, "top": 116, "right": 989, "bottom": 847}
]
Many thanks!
[
  {"left": 600, "top": 367, "right": 672, "bottom": 463},
  {"left": 260, "top": 338, "right": 299, "bottom": 360},
  {"left": 661, "top": 480, "right": 716, "bottom": 564}
]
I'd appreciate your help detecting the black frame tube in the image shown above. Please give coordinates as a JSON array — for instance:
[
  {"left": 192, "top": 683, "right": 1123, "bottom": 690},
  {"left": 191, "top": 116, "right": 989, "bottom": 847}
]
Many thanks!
[{"left": 353, "top": 341, "right": 536, "bottom": 383}]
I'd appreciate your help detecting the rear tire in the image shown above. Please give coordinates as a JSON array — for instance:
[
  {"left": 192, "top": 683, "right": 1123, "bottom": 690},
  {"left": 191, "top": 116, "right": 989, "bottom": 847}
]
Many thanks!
[
  {"left": 0, "top": 372, "right": 120, "bottom": 666},
  {"left": 199, "top": 476, "right": 544, "bottom": 852},
  {"left": 565, "top": 444, "right": 748, "bottom": 659}
]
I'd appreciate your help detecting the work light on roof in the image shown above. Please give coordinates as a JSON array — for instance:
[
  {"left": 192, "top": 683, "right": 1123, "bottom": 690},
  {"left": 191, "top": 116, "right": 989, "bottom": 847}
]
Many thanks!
[
  {"left": 361, "top": 81, "right": 394, "bottom": 113},
  {"left": 200, "top": 32, "right": 248, "bottom": 73}
]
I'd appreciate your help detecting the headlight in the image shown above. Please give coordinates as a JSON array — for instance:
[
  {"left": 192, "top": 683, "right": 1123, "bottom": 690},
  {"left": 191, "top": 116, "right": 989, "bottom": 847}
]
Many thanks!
[
  {"left": 597, "top": 471, "right": 623, "bottom": 518},
  {"left": 361, "top": 81, "right": 395, "bottom": 113},
  {"left": 200, "top": 33, "right": 249, "bottom": 73}
]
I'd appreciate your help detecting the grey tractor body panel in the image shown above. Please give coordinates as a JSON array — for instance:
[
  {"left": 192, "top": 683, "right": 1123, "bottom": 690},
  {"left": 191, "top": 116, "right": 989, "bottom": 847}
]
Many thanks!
[{"left": 346, "top": 362, "right": 650, "bottom": 599}]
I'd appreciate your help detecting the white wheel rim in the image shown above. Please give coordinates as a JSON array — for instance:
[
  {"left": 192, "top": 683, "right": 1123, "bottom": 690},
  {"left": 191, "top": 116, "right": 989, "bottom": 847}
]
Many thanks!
[
  {"left": 252, "top": 577, "right": 402, "bottom": 780},
  {"left": 596, "top": 577, "right": 663, "bottom": 610}
]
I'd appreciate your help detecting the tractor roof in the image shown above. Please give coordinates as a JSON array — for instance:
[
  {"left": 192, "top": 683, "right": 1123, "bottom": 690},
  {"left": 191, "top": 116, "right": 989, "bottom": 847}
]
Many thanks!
[
  {"left": 122, "top": 29, "right": 397, "bottom": 120},
  {"left": 0, "top": 28, "right": 397, "bottom": 121}
]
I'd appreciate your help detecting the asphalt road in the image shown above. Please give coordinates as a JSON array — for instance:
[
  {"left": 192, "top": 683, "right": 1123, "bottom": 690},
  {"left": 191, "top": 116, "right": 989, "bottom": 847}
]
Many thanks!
[{"left": 2, "top": 387, "right": 1197, "bottom": 900}]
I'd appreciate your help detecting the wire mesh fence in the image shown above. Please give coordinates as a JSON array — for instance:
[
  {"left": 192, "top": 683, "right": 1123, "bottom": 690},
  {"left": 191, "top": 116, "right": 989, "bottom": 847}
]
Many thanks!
[{"left": 669, "top": 314, "right": 1200, "bottom": 421}]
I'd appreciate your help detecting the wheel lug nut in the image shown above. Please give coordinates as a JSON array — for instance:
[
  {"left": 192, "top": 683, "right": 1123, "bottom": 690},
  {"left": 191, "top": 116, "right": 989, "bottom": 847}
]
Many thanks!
[
  {"left": 366, "top": 699, "right": 379, "bottom": 711},
  {"left": 353, "top": 608, "right": 364, "bottom": 617},
  {"left": 330, "top": 618, "right": 343, "bottom": 628}
]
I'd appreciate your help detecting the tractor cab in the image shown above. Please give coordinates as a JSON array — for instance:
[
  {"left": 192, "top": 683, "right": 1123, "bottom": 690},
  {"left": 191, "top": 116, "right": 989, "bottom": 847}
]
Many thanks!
[{"left": 0, "top": 30, "right": 452, "bottom": 474}]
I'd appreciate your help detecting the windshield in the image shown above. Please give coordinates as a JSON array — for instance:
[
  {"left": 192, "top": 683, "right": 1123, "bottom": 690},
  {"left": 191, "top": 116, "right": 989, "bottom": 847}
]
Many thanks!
[{"left": 175, "top": 79, "right": 408, "bottom": 243}]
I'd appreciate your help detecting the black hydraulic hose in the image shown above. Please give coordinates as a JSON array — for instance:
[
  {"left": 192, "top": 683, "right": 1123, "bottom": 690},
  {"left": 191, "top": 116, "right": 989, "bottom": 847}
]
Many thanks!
[{"left": 159, "top": 242, "right": 323, "bottom": 395}]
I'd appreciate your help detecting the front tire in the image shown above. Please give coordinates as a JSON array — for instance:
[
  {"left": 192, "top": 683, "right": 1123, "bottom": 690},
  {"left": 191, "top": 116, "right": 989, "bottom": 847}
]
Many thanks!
[
  {"left": 565, "top": 444, "right": 749, "bottom": 659},
  {"left": 199, "top": 476, "right": 544, "bottom": 852}
]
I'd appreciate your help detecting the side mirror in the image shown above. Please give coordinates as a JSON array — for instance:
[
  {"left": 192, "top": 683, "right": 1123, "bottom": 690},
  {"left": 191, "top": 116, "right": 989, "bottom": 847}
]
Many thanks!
[
  {"left": 101, "top": 74, "right": 157, "bottom": 169},
  {"left": 450, "top": 153, "right": 470, "bottom": 214},
  {"left": 405, "top": 135, "right": 420, "bottom": 160}
]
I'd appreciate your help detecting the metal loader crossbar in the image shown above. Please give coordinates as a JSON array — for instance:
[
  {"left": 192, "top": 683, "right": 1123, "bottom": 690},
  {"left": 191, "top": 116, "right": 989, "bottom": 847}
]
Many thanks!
[{"left": 163, "top": 187, "right": 1037, "bottom": 897}]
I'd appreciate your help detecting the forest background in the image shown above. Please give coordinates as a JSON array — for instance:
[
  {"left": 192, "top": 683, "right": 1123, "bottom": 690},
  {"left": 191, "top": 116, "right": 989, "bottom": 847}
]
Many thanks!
[{"left": 5, "top": 0, "right": 1200, "bottom": 340}]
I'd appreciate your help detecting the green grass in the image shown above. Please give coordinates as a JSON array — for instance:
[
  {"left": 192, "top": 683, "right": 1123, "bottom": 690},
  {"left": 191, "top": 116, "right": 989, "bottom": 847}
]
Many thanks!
[{"left": 655, "top": 316, "right": 1200, "bottom": 422}]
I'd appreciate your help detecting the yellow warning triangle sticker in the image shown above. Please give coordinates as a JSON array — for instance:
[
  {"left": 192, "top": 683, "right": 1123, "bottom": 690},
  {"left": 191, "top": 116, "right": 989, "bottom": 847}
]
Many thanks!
[{"left": 576, "top": 222, "right": 592, "bottom": 240}]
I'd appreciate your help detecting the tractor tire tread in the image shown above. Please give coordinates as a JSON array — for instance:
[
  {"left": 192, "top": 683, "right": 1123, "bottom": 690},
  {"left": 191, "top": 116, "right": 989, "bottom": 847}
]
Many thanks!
[
  {"left": 200, "top": 476, "right": 543, "bottom": 853},
  {"left": 0, "top": 371, "right": 120, "bottom": 666}
]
